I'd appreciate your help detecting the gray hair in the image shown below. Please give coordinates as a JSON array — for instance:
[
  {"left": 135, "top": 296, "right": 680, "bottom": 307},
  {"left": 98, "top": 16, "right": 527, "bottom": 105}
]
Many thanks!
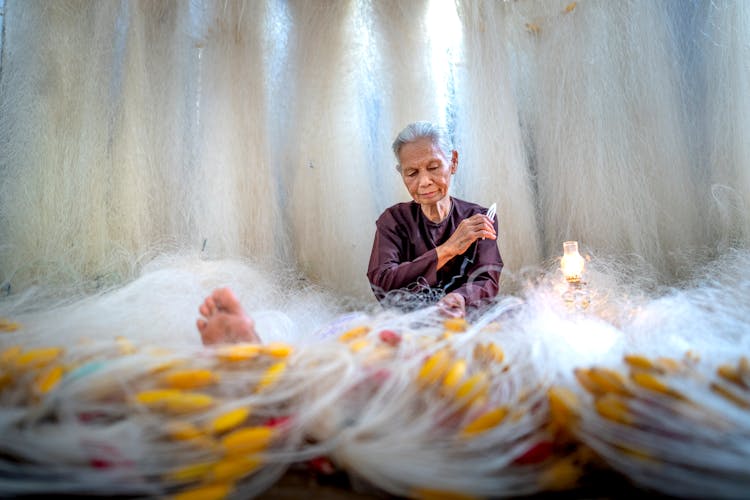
[{"left": 392, "top": 121, "right": 453, "bottom": 170}]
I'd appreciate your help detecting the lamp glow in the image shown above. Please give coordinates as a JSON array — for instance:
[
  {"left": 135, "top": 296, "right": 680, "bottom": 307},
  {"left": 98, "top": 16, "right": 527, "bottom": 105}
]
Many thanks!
[{"left": 561, "top": 241, "right": 585, "bottom": 283}]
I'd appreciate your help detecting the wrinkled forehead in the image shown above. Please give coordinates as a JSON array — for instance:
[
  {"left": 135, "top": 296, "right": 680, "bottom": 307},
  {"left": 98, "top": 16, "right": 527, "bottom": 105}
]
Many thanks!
[{"left": 397, "top": 138, "right": 448, "bottom": 169}]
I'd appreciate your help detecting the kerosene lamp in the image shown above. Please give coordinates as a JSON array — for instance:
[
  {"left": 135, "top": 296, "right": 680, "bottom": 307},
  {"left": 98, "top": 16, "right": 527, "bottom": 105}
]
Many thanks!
[{"left": 560, "top": 241, "right": 589, "bottom": 309}]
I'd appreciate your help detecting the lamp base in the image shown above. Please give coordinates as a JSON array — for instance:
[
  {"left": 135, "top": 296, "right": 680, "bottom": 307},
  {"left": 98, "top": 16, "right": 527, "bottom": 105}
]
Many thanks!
[{"left": 563, "top": 281, "right": 590, "bottom": 310}]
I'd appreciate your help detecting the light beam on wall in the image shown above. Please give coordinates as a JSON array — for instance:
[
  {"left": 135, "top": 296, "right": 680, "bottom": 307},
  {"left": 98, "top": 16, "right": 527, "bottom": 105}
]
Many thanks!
[{"left": 425, "top": 0, "right": 462, "bottom": 128}]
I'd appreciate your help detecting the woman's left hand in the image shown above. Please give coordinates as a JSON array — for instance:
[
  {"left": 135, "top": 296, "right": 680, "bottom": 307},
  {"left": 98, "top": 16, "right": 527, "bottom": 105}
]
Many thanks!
[
  {"left": 435, "top": 214, "right": 496, "bottom": 270},
  {"left": 438, "top": 292, "right": 466, "bottom": 318}
]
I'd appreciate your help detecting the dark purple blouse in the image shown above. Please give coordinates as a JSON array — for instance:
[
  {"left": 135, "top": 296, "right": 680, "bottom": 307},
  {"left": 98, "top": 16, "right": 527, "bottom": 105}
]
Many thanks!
[{"left": 367, "top": 197, "right": 503, "bottom": 311}]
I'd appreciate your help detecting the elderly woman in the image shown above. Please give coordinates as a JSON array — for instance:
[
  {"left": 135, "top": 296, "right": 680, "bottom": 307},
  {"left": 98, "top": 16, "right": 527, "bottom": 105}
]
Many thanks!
[
  {"left": 367, "top": 121, "right": 503, "bottom": 318},
  {"left": 197, "top": 121, "right": 502, "bottom": 345}
]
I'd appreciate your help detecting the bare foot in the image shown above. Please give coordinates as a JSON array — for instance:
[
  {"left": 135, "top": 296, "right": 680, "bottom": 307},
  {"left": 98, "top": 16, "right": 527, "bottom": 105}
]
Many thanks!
[{"left": 196, "top": 288, "right": 261, "bottom": 345}]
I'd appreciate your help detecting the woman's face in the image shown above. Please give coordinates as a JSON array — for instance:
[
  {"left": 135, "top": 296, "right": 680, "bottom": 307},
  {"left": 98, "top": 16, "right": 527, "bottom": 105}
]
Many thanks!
[{"left": 398, "top": 138, "right": 457, "bottom": 207}]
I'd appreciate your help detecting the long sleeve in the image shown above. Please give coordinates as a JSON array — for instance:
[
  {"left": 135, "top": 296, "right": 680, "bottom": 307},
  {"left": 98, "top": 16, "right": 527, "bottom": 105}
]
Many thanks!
[{"left": 367, "top": 209, "right": 439, "bottom": 295}]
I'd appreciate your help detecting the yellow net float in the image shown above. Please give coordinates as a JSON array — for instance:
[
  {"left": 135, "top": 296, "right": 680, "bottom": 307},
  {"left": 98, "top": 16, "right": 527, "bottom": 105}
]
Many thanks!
[
  {"left": 0, "top": 317, "right": 20, "bottom": 332},
  {"left": 163, "top": 369, "right": 219, "bottom": 390},
  {"left": 34, "top": 365, "right": 65, "bottom": 395},
  {"left": 221, "top": 425, "right": 275, "bottom": 455},
  {"left": 171, "top": 482, "right": 232, "bottom": 500},
  {"left": 255, "top": 362, "right": 286, "bottom": 393},
  {"left": 208, "top": 407, "right": 251, "bottom": 435},
  {"left": 443, "top": 318, "right": 468, "bottom": 333},
  {"left": 135, "top": 389, "right": 215, "bottom": 414},
  {"left": 338, "top": 325, "right": 370, "bottom": 343},
  {"left": 417, "top": 350, "right": 451, "bottom": 386},
  {"left": 215, "top": 344, "right": 262, "bottom": 363},
  {"left": 460, "top": 406, "right": 509, "bottom": 437},
  {"left": 15, "top": 347, "right": 64, "bottom": 369}
]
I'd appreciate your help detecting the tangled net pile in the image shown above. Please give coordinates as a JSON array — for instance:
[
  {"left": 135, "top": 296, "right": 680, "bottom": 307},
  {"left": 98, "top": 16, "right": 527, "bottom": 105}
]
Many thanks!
[{"left": 1, "top": 265, "right": 748, "bottom": 499}]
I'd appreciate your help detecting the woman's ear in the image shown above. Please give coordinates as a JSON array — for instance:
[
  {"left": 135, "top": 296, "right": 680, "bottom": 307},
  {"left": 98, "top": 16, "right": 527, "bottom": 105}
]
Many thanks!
[{"left": 451, "top": 150, "right": 458, "bottom": 174}]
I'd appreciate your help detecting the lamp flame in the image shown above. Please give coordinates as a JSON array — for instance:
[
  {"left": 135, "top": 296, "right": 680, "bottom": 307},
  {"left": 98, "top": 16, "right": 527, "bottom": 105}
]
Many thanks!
[{"left": 561, "top": 241, "right": 585, "bottom": 283}]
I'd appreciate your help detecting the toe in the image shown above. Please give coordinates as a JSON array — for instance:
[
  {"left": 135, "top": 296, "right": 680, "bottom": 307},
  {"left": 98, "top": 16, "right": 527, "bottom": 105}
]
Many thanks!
[
  {"left": 213, "top": 287, "right": 243, "bottom": 315},
  {"left": 205, "top": 296, "right": 217, "bottom": 315}
]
